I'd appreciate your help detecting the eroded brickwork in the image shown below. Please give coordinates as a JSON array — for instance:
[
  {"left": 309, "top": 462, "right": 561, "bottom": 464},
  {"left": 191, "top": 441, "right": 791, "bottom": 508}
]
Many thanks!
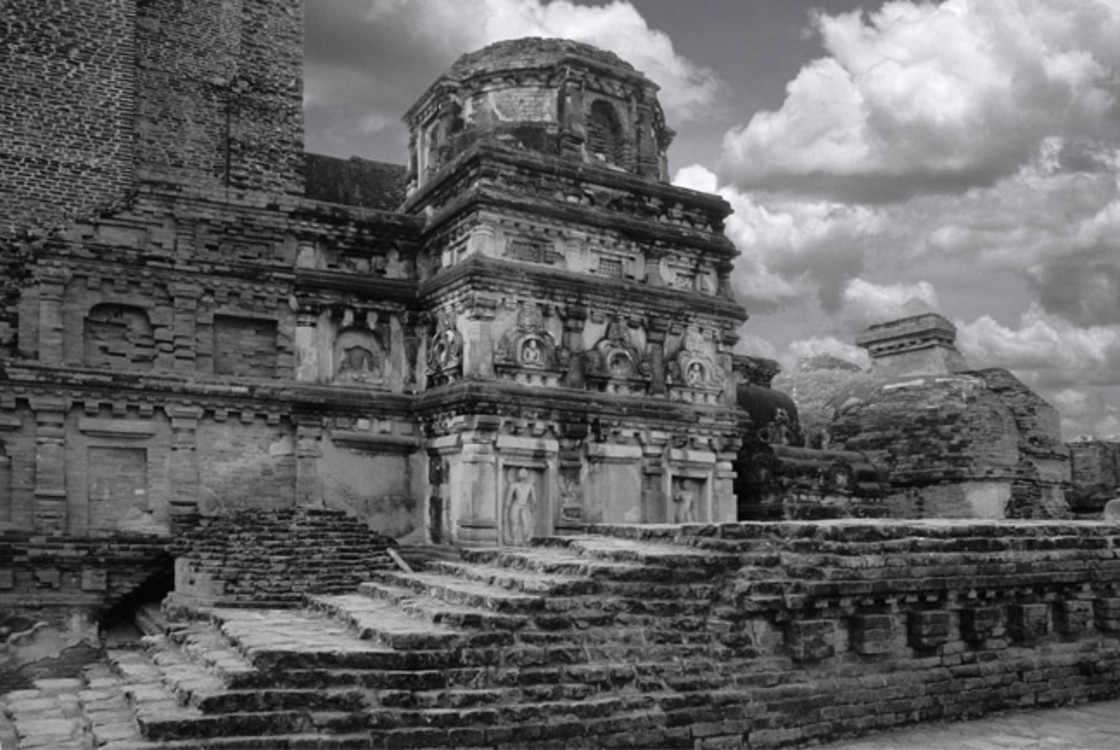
[
  {"left": 134, "top": 0, "right": 304, "bottom": 192},
  {"left": 0, "top": 0, "right": 137, "bottom": 233}
]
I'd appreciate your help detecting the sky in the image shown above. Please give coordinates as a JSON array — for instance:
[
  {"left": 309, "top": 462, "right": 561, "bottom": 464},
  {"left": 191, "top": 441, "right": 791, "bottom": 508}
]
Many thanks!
[{"left": 304, "top": 0, "right": 1120, "bottom": 440}]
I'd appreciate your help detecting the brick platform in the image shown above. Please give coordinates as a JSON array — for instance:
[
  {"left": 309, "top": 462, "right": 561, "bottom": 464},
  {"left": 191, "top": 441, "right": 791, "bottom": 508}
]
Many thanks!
[{"left": 4, "top": 519, "right": 1120, "bottom": 748}]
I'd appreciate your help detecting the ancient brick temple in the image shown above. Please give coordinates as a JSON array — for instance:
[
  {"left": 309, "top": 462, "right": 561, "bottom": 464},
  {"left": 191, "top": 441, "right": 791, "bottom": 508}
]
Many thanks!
[
  {"left": 1, "top": 0, "right": 744, "bottom": 633},
  {"left": 9, "top": 4, "right": 1120, "bottom": 749}
]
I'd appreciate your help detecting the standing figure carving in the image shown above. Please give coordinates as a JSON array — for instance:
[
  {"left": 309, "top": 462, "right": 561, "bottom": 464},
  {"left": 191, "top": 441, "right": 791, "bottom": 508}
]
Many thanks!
[
  {"left": 673, "top": 478, "right": 697, "bottom": 523},
  {"left": 505, "top": 467, "right": 537, "bottom": 546}
]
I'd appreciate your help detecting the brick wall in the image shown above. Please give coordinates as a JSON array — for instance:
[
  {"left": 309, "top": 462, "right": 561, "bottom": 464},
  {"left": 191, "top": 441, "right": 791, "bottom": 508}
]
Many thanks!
[
  {"left": 0, "top": 531, "right": 171, "bottom": 627},
  {"left": 587, "top": 521, "right": 1120, "bottom": 747},
  {"left": 196, "top": 418, "right": 297, "bottom": 513},
  {"left": 167, "top": 507, "right": 395, "bottom": 608},
  {"left": 135, "top": 0, "right": 304, "bottom": 193},
  {"left": 0, "top": 0, "right": 137, "bottom": 234}
]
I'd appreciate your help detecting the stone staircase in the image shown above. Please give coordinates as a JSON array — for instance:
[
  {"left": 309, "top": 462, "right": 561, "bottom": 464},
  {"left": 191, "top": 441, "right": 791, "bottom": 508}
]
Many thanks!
[{"left": 104, "top": 530, "right": 782, "bottom": 749}]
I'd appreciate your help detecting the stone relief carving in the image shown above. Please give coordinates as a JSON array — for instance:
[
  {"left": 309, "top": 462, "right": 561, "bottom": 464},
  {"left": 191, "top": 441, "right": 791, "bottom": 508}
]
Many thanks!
[
  {"left": 503, "top": 466, "right": 539, "bottom": 546},
  {"left": 672, "top": 477, "right": 700, "bottom": 523},
  {"left": 557, "top": 473, "right": 583, "bottom": 524},
  {"left": 668, "top": 328, "right": 724, "bottom": 403},
  {"left": 426, "top": 310, "right": 463, "bottom": 383},
  {"left": 333, "top": 328, "right": 385, "bottom": 384},
  {"left": 494, "top": 303, "right": 568, "bottom": 384},
  {"left": 585, "top": 317, "right": 650, "bottom": 394}
]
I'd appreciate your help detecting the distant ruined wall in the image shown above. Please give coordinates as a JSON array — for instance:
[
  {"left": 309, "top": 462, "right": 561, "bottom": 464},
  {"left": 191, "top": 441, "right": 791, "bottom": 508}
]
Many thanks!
[{"left": 1069, "top": 440, "right": 1120, "bottom": 513}]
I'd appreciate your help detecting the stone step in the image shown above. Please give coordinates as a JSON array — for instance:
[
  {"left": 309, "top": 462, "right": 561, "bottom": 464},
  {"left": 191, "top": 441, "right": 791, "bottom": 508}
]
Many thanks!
[
  {"left": 211, "top": 607, "right": 468, "bottom": 672},
  {"left": 372, "top": 569, "right": 549, "bottom": 613},
  {"left": 99, "top": 734, "right": 375, "bottom": 750},
  {"left": 138, "top": 707, "right": 366, "bottom": 742},
  {"left": 357, "top": 580, "right": 531, "bottom": 631},
  {"left": 425, "top": 559, "right": 602, "bottom": 596},
  {"left": 460, "top": 546, "right": 667, "bottom": 582},
  {"left": 308, "top": 593, "right": 514, "bottom": 650},
  {"left": 166, "top": 623, "right": 262, "bottom": 689},
  {"left": 539, "top": 534, "right": 739, "bottom": 577}
]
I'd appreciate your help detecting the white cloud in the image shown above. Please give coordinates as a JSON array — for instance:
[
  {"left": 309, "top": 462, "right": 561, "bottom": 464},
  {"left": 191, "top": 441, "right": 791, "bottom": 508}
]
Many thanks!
[
  {"left": 304, "top": 0, "right": 718, "bottom": 158},
  {"left": 956, "top": 307, "right": 1120, "bottom": 389},
  {"left": 675, "top": 164, "right": 886, "bottom": 313},
  {"left": 720, "top": 0, "right": 1120, "bottom": 199},
  {"left": 841, "top": 279, "right": 939, "bottom": 328},
  {"left": 785, "top": 336, "right": 871, "bottom": 372}
]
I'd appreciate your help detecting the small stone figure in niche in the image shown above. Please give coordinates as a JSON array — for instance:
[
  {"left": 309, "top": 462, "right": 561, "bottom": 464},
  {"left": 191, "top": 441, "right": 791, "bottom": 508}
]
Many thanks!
[
  {"left": 505, "top": 467, "right": 537, "bottom": 546},
  {"left": 673, "top": 479, "right": 697, "bottom": 523},
  {"left": 521, "top": 338, "right": 543, "bottom": 365},
  {"left": 338, "top": 345, "right": 377, "bottom": 381},
  {"left": 686, "top": 361, "right": 705, "bottom": 387}
]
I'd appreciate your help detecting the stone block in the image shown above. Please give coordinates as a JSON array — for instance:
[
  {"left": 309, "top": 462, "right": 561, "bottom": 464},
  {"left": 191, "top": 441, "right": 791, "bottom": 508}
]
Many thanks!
[
  {"left": 0, "top": 568, "right": 13, "bottom": 589},
  {"left": 960, "top": 606, "right": 1003, "bottom": 643},
  {"left": 81, "top": 568, "right": 108, "bottom": 592},
  {"left": 1055, "top": 600, "right": 1093, "bottom": 635},
  {"left": 908, "top": 610, "right": 951, "bottom": 650},
  {"left": 786, "top": 620, "right": 836, "bottom": 663},
  {"left": 1008, "top": 604, "right": 1050, "bottom": 644},
  {"left": 35, "top": 567, "right": 60, "bottom": 588},
  {"left": 851, "top": 614, "right": 899, "bottom": 655},
  {"left": 1094, "top": 598, "right": 1120, "bottom": 631}
]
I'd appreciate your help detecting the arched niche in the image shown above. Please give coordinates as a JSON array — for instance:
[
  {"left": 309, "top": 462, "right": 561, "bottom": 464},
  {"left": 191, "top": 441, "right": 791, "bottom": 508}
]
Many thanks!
[
  {"left": 333, "top": 328, "right": 385, "bottom": 384},
  {"left": 83, "top": 303, "right": 155, "bottom": 369},
  {"left": 586, "top": 99, "right": 626, "bottom": 167}
]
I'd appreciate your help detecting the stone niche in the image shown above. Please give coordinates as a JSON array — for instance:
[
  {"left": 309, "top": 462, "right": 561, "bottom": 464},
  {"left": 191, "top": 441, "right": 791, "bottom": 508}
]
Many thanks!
[{"left": 82, "top": 303, "right": 156, "bottom": 370}]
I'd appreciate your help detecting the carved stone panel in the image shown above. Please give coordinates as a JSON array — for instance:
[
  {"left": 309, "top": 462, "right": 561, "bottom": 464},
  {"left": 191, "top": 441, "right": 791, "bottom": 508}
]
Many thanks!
[
  {"left": 426, "top": 311, "right": 463, "bottom": 385},
  {"left": 493, "top": 303, "right": 567, "bottom": 386},
  {"left": 668, "top": 328, "right": 724, "bottom": 404}
]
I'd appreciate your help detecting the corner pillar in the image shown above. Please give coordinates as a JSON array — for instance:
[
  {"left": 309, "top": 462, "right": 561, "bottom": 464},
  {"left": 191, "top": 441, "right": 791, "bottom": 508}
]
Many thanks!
[{"left": 454, "top": 416, "right": 501, "bottom": 546}]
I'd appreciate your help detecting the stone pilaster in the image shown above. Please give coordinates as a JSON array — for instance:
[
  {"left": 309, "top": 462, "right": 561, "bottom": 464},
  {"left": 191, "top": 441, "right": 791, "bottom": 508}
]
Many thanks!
[
  {"left": 294, "top": 418, "right": 323, "bottom": 507},
  {"left": 294, "top": 310, "right": 319, "bottom": 382},
  {"left": 31, "top": 398, "right": 68, "bottom": 533},
  {"left": 462, "top": 296, "right": 498, "bottom": 379},
  {"left": 37, "top": 271, "right": 67, "bottom": 365},
  {"left": 562, "top": 305, "right": 587, "bottom": 389},
  {"left": 171, "top": 282, "right": 199, "bottom": 372},
  {"left": 168, "top": 406, "right": 203, "bottom": 534},
  {"left": 648, "top": 317, "right": 669, "bottom": 396},
  {"left": 454, "top": 415, "right": 501, "bottom": 546},
  {"left": 402, "top": 311, "right": 421, "bottom": 393}
]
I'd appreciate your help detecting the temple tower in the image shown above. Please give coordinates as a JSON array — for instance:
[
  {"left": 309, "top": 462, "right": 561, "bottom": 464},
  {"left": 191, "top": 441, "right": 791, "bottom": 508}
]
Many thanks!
[{"left": 403, "top": 39, "right": 747, "bottom": 545}]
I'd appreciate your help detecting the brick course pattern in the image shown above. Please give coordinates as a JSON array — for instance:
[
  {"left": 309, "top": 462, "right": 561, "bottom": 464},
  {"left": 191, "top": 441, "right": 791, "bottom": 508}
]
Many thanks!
[
  {"left": 0, "top": 0, "right": 137, "bottom": 234},
  {"left": 167, "top": 506, "right": 397, "bottom": 609}
]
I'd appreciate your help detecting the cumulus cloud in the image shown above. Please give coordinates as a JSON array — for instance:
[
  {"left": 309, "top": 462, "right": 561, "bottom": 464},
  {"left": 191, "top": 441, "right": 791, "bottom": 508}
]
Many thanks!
[
  {"left": 785, "top": 336, "right": 871, "bottom": 372},
  {"left": 305, "top": 0, "right": 718, "bottom": 159},
  {"left": 675, "top": 164, "right": 885, "bottom": 313},
  {"left": 720, "top": 0, "right": 1120, "bottom": 200},
  {"left": 841, "top": 279, "right": 939, "bottom": 329},
  {"left": 956, "top": 307, "right": 1120, "bottom": 390}
]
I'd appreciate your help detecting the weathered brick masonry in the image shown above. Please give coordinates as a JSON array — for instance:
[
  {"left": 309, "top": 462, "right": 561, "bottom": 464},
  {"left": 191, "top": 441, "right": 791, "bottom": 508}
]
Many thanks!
[
  {"left": 1, "top": 0, "right": 138, "bottom": 233},
  {"left": 40, "top": 520, "right": 1120, "bottom": 748}
]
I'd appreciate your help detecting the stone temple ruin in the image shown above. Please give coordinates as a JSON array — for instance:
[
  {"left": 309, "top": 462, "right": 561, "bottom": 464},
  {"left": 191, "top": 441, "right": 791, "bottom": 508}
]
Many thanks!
[{"left": 3, "top": 1, "right": 1120, "bottom": 748}]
